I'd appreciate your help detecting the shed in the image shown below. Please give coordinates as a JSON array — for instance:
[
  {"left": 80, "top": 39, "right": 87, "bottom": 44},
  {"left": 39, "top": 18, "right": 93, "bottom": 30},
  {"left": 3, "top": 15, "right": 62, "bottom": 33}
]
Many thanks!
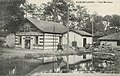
[
  {"left": 62, "top": 30, "right": 92, "bottom": 48},
  {"left": 98, "top": 32, "right": 120, "bottom": 46}
]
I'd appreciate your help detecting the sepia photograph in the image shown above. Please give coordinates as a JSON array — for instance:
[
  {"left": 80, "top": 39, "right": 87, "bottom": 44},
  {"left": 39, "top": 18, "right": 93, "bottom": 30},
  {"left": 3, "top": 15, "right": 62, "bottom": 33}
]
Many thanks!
[{"left": 0, "top": 0, "right": 120, "bottom": 76}]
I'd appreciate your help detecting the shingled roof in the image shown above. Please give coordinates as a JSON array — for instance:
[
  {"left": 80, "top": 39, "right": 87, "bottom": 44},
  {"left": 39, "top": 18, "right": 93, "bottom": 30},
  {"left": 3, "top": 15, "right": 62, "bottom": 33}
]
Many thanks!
[
  {"left": 71, "top": 30, "right": 92, "bottom": 37},
  {"left": 26, "top": 18, "right": 68, "bottom": 34},
  {"left": 98, "top": 32, "right": 120, "bottom": 40}
]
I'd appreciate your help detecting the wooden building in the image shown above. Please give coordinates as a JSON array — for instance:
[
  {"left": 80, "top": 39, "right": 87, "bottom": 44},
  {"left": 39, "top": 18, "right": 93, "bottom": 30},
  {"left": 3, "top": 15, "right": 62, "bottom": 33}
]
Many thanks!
[
  {"left": 15, "top": 18, "right": 67, "bottom": 50},
  {"left": 62, "top": 30, "right": 92, "bottom": 48},
  {"left": 99, "top": 32, "right": 120, "bottom": 46}
]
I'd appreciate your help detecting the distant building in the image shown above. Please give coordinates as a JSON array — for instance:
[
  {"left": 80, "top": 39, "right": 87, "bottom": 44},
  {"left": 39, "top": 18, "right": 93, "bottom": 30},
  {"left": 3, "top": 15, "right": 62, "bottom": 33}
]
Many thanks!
[
  {"left": 98, "top": 32, "right": 120, "bottom": 46},
  {"left": 15, "top": 18, "right": 67, "bottom": 50},
  {"left": 62, "top": 30, "right": 92, "bottom": 48}
]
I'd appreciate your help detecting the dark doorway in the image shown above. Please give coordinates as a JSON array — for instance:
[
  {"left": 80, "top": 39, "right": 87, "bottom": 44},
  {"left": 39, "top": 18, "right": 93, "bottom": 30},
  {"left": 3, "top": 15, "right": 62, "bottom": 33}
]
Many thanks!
[
  {"left": 83, "top": 38, "right": 87, "bottom": 47},
  {"left": 25, "top": 39, "right": 30, "bottom": 49},
  {"left": 117, "top": 40, "right": 120, "bottom": 46},
  {"left": 83, "top": 54, "right": 86, "bottom": 59}
]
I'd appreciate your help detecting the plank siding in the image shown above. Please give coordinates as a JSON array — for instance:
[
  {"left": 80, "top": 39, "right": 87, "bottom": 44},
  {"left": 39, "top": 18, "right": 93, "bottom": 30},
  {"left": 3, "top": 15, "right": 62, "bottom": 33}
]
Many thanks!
[
  {"left": 15, "top": 36, "right": 22, "bottom": 48},
  {"left": 15, "top": 32, "right": 62, "bottom": 50},
  {"left": 43, "top": 34, "right": 60, "bottom": 50}
]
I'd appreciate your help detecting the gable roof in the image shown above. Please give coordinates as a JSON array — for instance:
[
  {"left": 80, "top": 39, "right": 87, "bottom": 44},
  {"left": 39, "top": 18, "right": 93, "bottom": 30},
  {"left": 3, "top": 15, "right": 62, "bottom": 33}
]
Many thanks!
[
  {"left": 26, "top": 18, "right": 68, "bottom": 34},
  {"left": 98, "top": 32, "right": 120, "bottom": 40},
  {"left": 71, "top": 30, "right": 92, "bottom": 37}
]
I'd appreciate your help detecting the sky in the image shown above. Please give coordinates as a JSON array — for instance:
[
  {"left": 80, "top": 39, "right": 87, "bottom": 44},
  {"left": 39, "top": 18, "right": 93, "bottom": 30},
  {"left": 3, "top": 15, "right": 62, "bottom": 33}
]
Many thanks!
[{"left": 28, "top": 0, "right": 120, "bottom": 16}]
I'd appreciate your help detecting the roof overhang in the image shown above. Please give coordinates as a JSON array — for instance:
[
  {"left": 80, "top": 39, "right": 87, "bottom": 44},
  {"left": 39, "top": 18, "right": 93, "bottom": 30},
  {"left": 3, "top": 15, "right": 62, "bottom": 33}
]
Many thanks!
[
  {"left": 25, "top": 18, "right": 68, "bottom": 34},
  {"left": 69, "top": 30, "right": 92, "bottom": 37}
]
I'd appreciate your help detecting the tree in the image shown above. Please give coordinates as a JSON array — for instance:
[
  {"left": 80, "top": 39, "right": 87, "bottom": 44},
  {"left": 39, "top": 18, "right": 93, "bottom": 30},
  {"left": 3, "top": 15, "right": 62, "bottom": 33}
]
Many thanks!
[
  {"left": 22, "top": 0, "right": 76, "bottom": 25},
  {"left": 109, "top": 14, "right": 120, "bottom": 32},
  {"left": 22, "top": 0, "right": 110, "bottom": 35},
  {"left": 0, "top": 0, "right": 25, "bottom": 33},
  {"left": 101, "top": 14, "right": 120, "bottom": 35},
  {"left": 81, "top": 13, "right": 105, "bottom": 34},
  {"left": 103, "top": 15, "right": 112, "bottom": 30},
  {"left": 43, "top": 0, "right": 75, "bottom": 25}
]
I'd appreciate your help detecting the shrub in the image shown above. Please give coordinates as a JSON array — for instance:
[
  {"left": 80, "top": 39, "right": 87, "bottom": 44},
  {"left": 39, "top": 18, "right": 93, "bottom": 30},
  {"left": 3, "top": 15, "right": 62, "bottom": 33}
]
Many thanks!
[
  {"left": 0, "top": 39, "right": 4, "bottom": 46},
  {"left": 25, "top": 54, "right": 33, "bottom": 59}
]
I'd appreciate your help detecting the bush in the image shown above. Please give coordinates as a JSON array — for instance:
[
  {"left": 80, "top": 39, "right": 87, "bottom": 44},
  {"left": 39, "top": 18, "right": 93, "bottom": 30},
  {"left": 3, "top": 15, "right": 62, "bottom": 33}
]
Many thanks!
[
  {"left": 0, "top": 39, "right": 4, "bottom": 46},
  {"left": 25, "top": 54, "right": 33, "bottom": 59},
  {"left": 85, "top": 44, "right": 90, "bottom": 49}
]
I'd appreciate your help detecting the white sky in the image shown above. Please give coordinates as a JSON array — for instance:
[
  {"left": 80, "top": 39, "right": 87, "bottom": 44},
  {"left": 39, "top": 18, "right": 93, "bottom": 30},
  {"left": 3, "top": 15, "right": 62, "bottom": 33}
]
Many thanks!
[{"left": 28, "top": 0, "right": 120, "bottom": 16}]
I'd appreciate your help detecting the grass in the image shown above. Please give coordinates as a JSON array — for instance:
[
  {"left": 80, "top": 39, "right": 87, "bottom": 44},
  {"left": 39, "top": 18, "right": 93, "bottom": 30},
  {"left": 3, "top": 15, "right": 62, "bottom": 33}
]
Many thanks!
[
  {"left": 0, "top": 58, "right": 42, "bottom": 75},
  {"left": 0, "top": 47, "right": 44, "bottom": 75},
  {"left": 0, "top": 47, "right": 77, "bottom": 58}
]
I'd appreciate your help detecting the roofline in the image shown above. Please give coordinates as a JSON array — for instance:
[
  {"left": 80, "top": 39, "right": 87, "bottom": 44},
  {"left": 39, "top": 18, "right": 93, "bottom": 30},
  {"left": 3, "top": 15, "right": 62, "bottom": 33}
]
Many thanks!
[
  {"left": 98, "top": 39, "right": 120, "bottom": 41},
  {"left": 70, "top": 30, "right": 92, "bottom": 37},
  {"left": 26, "top": 18, "right": 65, "bottom": 26},
  {"left": 98, "top": 32, "right": 120, "bottom": 40},
  {"left": 44, "top": 31, "right": 67, "bottom": 34},
  {"left": 26, "top": 18, "right": 67, "bottom": 34}
]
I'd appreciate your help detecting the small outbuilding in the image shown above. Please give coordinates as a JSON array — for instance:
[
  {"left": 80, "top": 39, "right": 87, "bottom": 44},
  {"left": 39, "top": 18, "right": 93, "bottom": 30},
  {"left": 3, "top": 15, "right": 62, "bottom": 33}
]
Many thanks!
[
  {"left": 62, "top": 30, "right": 92, "bottom": 48},
  {"left": 98, "top": 32, "right": 120, "bottom": 46}
]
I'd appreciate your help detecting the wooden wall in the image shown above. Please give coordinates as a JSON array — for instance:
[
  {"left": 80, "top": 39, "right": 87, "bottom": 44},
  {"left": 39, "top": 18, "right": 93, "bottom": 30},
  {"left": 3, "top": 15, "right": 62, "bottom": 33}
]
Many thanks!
[{"left": 15, "top": 33, "right": 62, "bottom": 50}]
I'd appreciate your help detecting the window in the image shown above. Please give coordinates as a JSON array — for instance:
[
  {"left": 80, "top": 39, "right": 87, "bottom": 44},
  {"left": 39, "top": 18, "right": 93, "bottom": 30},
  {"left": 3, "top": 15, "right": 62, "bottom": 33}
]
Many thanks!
[
  {"left": 83, "top": 54, "right": 86, "bottom": 59},
  {"left": 72, "top": 41, "right": 77, "bottom": 47}
]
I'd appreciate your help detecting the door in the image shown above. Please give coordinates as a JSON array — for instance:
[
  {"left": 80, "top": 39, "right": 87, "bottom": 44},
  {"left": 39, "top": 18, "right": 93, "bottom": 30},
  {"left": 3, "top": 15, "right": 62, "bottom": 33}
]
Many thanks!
[
  {"left": 117, "top": 40, "right": 120, "bottom": 46},
  {"left": 83, "top": 38, "right": 86, "bottom": 47},
  {"left": 25, "top": 39, "right": 31, "bottom": 49}
]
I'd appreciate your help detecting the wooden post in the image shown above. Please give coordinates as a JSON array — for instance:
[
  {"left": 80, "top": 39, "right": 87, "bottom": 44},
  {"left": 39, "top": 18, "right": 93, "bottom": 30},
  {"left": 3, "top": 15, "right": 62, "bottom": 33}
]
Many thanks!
[
  {"left": 52, "top": 0, "right": 58, "bottom": 73},
  {"left": 52, "top": 26, "right": 55, "bottom": 73},
  {"left": 91, "top": 17, "right": 94, "bottom": 71},
  {"left": 91, "top": 17, "right": 94, "bottom": 44},
  {"left": 66, "top": 5, "right": 69, "bottom": 73}
]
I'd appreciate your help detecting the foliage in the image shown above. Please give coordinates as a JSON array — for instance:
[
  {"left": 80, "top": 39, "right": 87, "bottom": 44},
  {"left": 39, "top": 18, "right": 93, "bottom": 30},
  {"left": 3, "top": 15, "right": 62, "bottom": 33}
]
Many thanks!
[
  {"left": 0, "top": 39, "right": 4, "bottom": 46},
  {"left": 0, "top": 0, "right": 25, "bottom": 33},
  {"left": 0, "top": 0, "right": 120, "bottom": 36},
  {"left": 0, "top": 58, "right": 41, "bottom": 75},
  {"left": 101, "top": 14, "right": 120, "bottom": 35},
  {"left": 22, "top": 0, "right": 120, "bottom": 36},
  {"left": 109, "top": 15, "right": 120, "bottom": 31}
]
